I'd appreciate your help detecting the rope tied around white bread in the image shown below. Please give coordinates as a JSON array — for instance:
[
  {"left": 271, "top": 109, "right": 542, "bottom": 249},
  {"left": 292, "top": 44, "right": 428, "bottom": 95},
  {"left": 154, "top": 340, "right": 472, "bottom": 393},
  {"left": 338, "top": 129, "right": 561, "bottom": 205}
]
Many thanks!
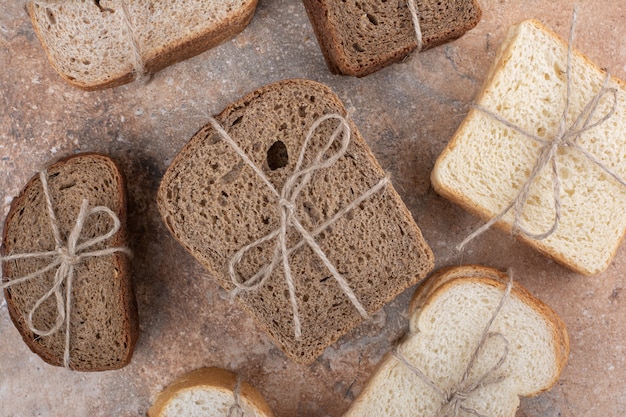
[
  {"left": 458, "top": 9, "right": 625, "bottom": 251},
  {"left": 28, "top": 0, "right": 148, "bottom": 81},
  {"left": 228, "top": 374, "right": 244, "bottom": 417},
  {"left": 206, "top": 113, "right": 391, "bottom": 339},
  {"left": 0, "top": 170, "right": 130, "bottom": 369},
  {"left": 406, "top": 0, "right": 424, "bottom": 52},
  {"left": 393, "top": 275, "right": 513, "bottom": 417}
]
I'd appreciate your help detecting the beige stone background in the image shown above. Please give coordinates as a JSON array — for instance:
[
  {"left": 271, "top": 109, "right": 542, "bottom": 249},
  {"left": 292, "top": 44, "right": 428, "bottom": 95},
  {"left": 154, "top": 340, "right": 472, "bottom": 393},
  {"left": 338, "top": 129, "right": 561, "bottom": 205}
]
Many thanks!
[{"left": 1, "top": 0, "right": 625, "bottom": 416}]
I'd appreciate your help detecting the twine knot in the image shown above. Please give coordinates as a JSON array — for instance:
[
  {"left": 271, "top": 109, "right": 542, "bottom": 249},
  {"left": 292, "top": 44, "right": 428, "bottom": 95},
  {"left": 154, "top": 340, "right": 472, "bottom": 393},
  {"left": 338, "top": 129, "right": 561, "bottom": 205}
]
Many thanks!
[
  {"left": 394, "top": 276, "right": 513, "bottom": 417},
  {"left": 0, "top": 171, "right": 130, "bottom": 368},
  {"left": 458, "top": 9, "right": 624, "bottom": 250},
  {"left": 206, "top": 113, "right": 390, "bottom": 339},
  {"left": 57, "top": 247, "right": 80, "bottom": 266}
]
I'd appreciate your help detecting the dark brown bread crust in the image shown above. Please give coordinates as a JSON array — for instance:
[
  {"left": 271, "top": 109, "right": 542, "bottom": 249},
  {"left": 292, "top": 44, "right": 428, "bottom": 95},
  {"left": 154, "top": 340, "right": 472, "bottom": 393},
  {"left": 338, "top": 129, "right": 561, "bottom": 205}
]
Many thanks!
[
  {"left": 1, "top": 153, "right": 138, "bottom": 371},
  {"left": 158, "top": 79, "right": 434, "bottom": 363},
  {"left": 302, "top": 0, "right": 482, "bottom": 77}
]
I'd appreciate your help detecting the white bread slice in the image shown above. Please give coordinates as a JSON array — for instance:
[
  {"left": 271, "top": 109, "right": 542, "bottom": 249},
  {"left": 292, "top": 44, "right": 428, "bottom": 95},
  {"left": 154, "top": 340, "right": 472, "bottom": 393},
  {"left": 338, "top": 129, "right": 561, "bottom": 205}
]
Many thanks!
[
  {"left": 431, "top": 19, "right": 626, "bottom": 275},
  {"left": 27, "top": 0, "right": 257, "bottom": 90},
  {"left": 343, "top": 265, "right": 569, "bottom": 417},
  {"left": 148, "top": 367, "right": 275, "bottom": 417}
]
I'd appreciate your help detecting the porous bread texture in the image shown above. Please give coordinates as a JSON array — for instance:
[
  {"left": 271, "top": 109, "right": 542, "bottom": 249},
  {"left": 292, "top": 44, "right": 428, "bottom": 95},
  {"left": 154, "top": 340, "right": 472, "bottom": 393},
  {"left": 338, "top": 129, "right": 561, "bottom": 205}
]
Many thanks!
[
  {"left": 302, "top": 0, "right": 481, "bottom": 77},
  {"left": 343, "top": 265, "right": 569, "bottom": 417},
  {"left": 148, "top": 367, "right": 275, "bottom": 417},
  {"left": 431, "top": 19, "right": 626, "bottom": 275},
  {"left": 157, "top": 78, "right": 434, "bottom": 364},
  {"left": 27, "top": 0, "right": 257, "bottom": 90},
  {"left": 1, "top": 153, "right": 138, "bottom": 371}
]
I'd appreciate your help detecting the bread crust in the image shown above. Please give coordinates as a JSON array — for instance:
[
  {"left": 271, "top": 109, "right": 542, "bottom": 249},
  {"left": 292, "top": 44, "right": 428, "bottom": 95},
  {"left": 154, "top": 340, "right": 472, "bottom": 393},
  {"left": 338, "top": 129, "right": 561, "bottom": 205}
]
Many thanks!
[
  {"left": 302, "top": 0, "right": 482, "bottom": 77},
  {"left": 147, "top": 367, "right": 275, "bottom": 417},
  {"left": 431, "top": 19, "right": 626, "bottom": 276},
  {"left": 1, "top": 153, "right": 138, "bottom": 371},
  {"left": 27, "top": 1, "right": 258, "bottom": 90}
]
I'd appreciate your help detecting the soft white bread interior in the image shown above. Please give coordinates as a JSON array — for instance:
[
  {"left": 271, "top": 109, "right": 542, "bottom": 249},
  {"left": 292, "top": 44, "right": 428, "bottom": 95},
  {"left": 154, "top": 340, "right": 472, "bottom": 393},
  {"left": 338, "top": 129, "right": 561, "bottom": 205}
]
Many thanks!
[
  {"left": 148, "top": 367, "right": 275, "bottom": 417},
  {"left": 431, "top": 19, "right": 626, "bottom": 275},
  {"left": 27, "top": 0, "right": 257, "bottom": 90},
  {"left": 343, "top": 265, "right": 569, "bottom": 417}
]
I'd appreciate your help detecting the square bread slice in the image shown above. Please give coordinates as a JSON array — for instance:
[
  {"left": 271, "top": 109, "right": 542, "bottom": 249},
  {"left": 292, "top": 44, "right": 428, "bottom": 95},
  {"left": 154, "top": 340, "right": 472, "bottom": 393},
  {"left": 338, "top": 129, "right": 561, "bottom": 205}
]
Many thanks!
[
  {"left": 27, "top": 0, "right": 258, "bottom": 90},
  {"left": 343, "top": 265, "right": 569, "bottom": 417},
  {"left": 302, "top": 0, "right": 482, "bottom": 77},
  {"left": 1, "top": 153, "right": 138, "bottom": 371},
  {"left": 157, "top": 79, "right": 434, "bottom": 364},
  {"left": 431, "top": 19, "right": 626, "bottom": 275}
]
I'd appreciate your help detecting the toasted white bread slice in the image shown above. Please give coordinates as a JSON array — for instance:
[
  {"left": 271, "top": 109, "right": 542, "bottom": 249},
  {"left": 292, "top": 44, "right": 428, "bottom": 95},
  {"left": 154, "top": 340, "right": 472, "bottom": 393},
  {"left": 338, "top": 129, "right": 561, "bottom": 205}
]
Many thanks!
[
  {"left": 148, "top": 367, "right": 275, "bottom": 417},
  {"left": 431, "top": 19, "right": 626, "bottom": 275},
  {"left": 27, "top": 0, "right": 257, "bottom": 90},
  {"left": 343, "top": 265, "right": 569, "bottom": 417}
]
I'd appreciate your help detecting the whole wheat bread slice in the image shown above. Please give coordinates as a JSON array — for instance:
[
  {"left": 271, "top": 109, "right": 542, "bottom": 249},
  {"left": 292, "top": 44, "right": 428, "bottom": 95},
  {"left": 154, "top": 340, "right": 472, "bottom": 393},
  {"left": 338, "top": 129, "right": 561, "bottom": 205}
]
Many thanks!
[
  {"left": 27, "top": 0, "right": 258, "bottom": 90},
  {"left": 302, "top": 0, "right": 482, "bottom": 77},
  {"left": 1, "top": 153, "right": 138, "bottom": 371},
  {"left": 343, "top": 265, "right": 569, "bottom": 417},
  {"left": 157, "top": 78, "right": 434, "bottom": 364},
  {"left": 148, "top": 367, "right": 275, "bottom": 417},
  {"left": 431, "top": 19, "right": 626, "bottom": 275}
]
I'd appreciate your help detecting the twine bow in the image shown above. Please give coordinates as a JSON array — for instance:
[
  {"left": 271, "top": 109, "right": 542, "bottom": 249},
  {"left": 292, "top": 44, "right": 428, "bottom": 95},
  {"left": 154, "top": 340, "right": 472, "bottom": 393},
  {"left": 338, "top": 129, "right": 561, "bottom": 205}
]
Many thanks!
[
  {"left": 0, "top": 171, "right": 130, "bottom": 369},
  {"left": 206, "top": 114, "right": 390, "bottom": 338},
  {"left": 458, "top": 10, "right": 625, "bottom": 250},
  {"left": 393, "top": 276, "right": 513, "bottom": 417}
]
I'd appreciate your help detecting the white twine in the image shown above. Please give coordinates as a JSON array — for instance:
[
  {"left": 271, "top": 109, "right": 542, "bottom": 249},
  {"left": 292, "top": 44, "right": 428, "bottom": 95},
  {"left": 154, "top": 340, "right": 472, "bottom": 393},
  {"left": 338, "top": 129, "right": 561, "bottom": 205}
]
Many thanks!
[
  {"left": 0, "top": 171, "right": 130, "bottom": 369},
  {"left": 228, "top": 374, "right": 244, "bottom": 417},
  {"left": 206, "top": 113, "right": 390, "bottom": 339},
  {"left": 394, "top": 275, "right": 513, "bottom": 417},
  {"left": 457, "top": 9, "right": 624, "bottom": 250},
  {"left": 407, "top": 0, "right": 424, "bottom": 52}
]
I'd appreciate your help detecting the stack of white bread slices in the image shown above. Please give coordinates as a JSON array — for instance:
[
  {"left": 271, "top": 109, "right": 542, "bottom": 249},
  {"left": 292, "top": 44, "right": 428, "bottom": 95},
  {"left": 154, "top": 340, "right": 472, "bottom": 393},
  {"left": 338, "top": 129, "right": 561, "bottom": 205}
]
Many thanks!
[
  {"left": 432, "top": 19, "right": 626, "bottom": 275},
  {"left": 343, "top": 265, "right": 569, "bottom": 417}
]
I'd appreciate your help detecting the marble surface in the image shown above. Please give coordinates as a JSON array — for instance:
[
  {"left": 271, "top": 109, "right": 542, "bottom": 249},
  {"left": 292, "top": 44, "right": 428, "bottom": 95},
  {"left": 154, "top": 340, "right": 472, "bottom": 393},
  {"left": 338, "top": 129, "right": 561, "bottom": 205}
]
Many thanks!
[{"left": 1, "top": 1, "right": 625, "bottom": 416}]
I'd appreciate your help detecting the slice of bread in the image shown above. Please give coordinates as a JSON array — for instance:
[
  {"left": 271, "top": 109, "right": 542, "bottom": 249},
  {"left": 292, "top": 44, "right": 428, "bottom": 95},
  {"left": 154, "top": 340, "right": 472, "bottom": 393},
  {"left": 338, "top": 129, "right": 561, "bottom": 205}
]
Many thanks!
[
  {"left": 157, "top": 78, "right": 434, "bottom": 364},
  {"left": 431, "top": 19, "right": 626, "bottom": 275},
  {"left": 1, "top": 153, "right": 138, "bottom": 371},
  {"left": 343, "top": 265, "right": 569, "bottom": 417},
  {"left": 148, "top": 367, "right": 275, "bottom": 417},
  {"left": 27, "top": 0, "right": 258, "bottom": 90},
  {"left": 302, "top": 0, "right": 481, "bottom": 77}
]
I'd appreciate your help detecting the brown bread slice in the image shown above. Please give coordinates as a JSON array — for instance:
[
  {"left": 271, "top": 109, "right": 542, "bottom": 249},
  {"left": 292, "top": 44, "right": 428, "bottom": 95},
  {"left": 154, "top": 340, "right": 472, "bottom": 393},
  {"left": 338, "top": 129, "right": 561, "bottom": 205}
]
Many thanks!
[
  {"left": 302, "top": 0, "right": 482, "bottom": 77},
  {"left": 1, "top": 153, "right": 138, "bottom": 371},
  {"left": 157, "top": 79, "right": 434, "bottom": 364},
  {"left": 27, "top": 0, "right": 258, "bottom": 90}
]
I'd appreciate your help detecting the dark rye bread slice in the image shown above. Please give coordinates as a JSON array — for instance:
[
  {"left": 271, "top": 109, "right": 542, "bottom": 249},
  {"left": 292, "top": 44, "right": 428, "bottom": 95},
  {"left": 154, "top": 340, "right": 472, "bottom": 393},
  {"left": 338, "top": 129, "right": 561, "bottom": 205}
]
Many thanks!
[
  {"left": 302, "top": 0, "right": 482, "bottom": 77},
  {"left": 157, "top": 79, "right": 434, "bottom": 364},
  {"left": 1, "top": 153, "right": 138, "bottom": 371}
]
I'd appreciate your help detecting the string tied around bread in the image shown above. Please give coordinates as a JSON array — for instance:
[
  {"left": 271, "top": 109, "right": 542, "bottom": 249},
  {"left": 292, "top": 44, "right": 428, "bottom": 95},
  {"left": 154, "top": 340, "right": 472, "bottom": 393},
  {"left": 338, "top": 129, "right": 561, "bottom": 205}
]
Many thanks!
[
  {"left": 406, "top": 0, "right": 424, "bottom": 52},
  {"left": 206, "top": 114, "right": 391, "bottom": 339},
  {"left": 28, "top": 0, "right": 148, "bottom": 81},
  {"left": 0, "top": 171, "right": 130, "bottom": 369},
  {"left": 457, "top": 9, "right": 625, "bottom": 251},
  {"left": 228, "top": 374, "right": 245, "bottom": 417},
  {"left": 393, "top": 275, "right": 512, "bottom": 417}
]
